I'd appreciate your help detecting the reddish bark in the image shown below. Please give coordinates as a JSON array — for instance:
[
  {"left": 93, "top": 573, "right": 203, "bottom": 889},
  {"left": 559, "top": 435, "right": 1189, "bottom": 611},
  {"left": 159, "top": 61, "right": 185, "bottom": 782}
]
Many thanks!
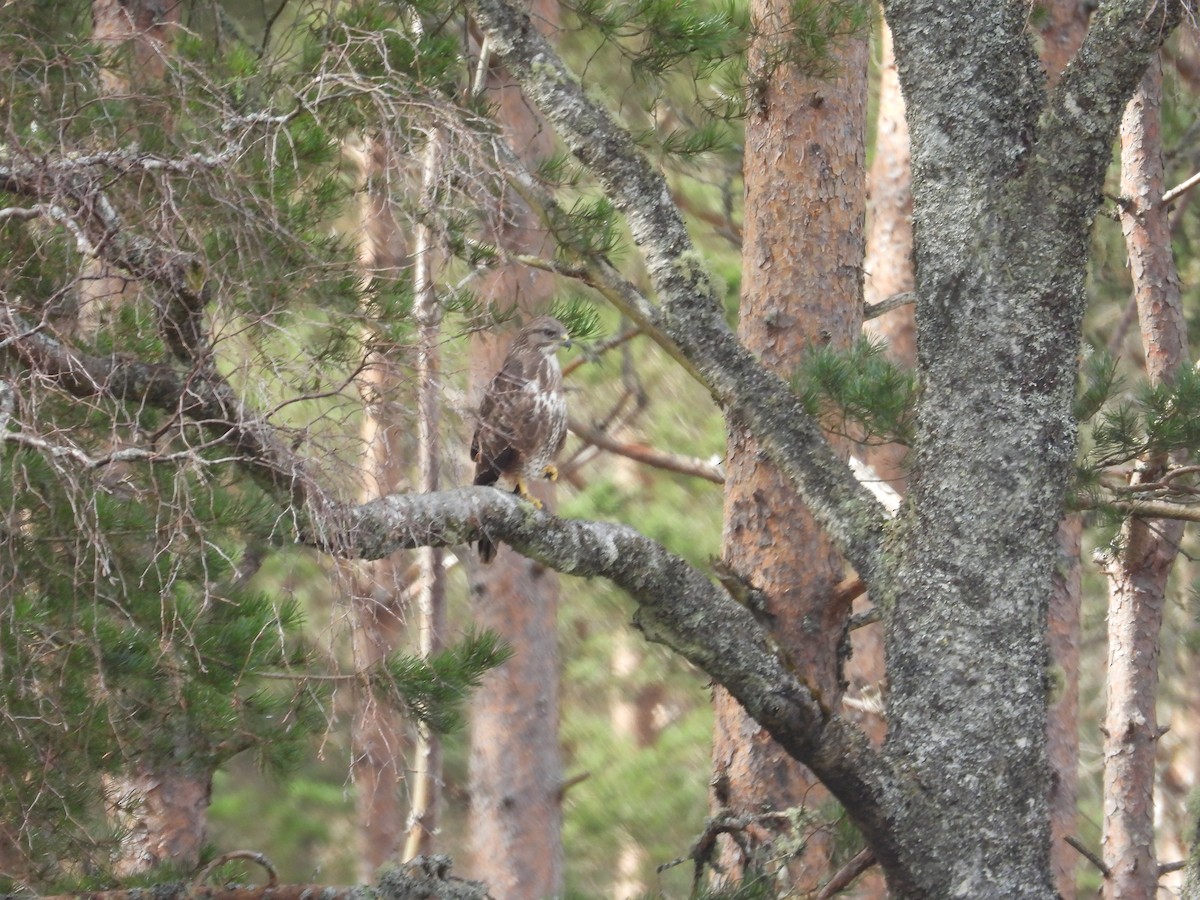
[
  {"left": 1101, "top": 56, "right": 1187, "bottom": 900},
  {"left": 91, "top": 0, "right": 180, "bottom": 91},
  {"left": 466, "top": 6, "right": 564, "bottom": 895},
  {"left": 1037, "top": 0, "right": 1094, "bottom": 91},
  {"left": 1048, "top": 516, "right": 1083, "bottom": 898},
  {"left": 712, "top": 1, "right": 867, "bottom": 891},
  {"left": 104, "top": 765, "right": 211, "bottom": 877}
]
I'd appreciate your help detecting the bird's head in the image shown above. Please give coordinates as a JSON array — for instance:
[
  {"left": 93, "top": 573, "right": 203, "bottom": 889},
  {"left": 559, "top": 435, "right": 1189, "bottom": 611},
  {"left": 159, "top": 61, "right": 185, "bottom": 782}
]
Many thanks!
[{"left": 515, "top": 315, "right": 572, "bottom": 357}]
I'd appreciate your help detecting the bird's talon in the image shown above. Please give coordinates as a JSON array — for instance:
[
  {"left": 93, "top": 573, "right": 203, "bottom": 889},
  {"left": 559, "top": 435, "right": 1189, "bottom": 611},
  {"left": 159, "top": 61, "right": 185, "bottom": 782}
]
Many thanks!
[
  {"left": 542, "top": 464, "right": 559, "bottom": 482},
  {"left": 514, "top": 479, "right": 544, "bottom": 509}
]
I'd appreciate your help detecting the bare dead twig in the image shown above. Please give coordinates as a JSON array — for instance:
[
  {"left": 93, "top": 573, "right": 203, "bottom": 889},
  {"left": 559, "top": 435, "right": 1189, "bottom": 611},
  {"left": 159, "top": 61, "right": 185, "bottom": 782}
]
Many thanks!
[
  {"left": 815, "top": 847, "right": 878, "bottom": 899},
  {"left": 658, "top": 809, "right": 795, "bottom": 897},
  {"left": 561, "top": 326, "right": 643, "bottom": 377},
  {"left": 1161, "top": 168, "right": 1200, "bottom": 205},
  {"left": 863, "top": 290, "right": 915, "bottom": 321},
  {"left": 1065, "top": 835, "right": 1110, "bottom": 877},
  {"left": 569, "top": 418, "right": 723, "bottom": 484}
]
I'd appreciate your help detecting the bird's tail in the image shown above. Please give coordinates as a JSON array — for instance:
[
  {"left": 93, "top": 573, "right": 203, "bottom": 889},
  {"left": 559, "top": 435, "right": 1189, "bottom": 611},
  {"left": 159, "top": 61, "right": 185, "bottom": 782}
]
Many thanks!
[{"left": 477, "top": 536, "right": 497, "bottom": 564}]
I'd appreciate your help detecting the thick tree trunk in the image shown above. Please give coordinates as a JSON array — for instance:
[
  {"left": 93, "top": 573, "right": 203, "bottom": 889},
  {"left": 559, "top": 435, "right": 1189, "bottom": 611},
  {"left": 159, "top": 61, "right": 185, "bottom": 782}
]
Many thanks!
[
  {"left": 862, "top": 17, "right": 1087, "bottom": 896},
  {"left": 878, "top": 2, "right": 1148, "bottom": 894},
  {"left": 105, "top": 764, "right": 211, "bottom": 877},
  {"left": 467, "top": 11, "right": 563, "bottom": 895},
  {"left": 712, "top": 0, "right": 867, "bottom": 892}
]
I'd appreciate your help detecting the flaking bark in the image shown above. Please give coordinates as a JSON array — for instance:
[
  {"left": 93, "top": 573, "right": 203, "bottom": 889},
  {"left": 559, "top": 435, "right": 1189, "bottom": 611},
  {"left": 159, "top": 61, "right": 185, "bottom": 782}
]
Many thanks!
[{"left": 712, "top": 0, "right": 868, "bottom": 888}]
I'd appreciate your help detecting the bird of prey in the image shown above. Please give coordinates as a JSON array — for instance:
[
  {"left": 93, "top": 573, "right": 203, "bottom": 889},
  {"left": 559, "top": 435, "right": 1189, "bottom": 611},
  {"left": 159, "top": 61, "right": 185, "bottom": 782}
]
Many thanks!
[{"left": 471, "top": 315, "right": 572, "bottom": 563}]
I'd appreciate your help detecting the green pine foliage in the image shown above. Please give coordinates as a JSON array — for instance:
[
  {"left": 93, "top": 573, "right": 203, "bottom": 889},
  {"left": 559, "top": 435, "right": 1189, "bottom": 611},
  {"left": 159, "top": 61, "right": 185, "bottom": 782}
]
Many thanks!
[
  {"left": 1083, "top": 364, "right": 1200, "bottom": 468},
  {"left": 380, "top": 630, "right": 513, "bottom": 735},
  {"left": 792, "top": 337, "right": 918, "bottom": 446},
  {"left": 0, "top": 431, "right": 323, "bottom": 882},
  {"left": 0, "top": 0, "right": 516, "bottom": 884}
]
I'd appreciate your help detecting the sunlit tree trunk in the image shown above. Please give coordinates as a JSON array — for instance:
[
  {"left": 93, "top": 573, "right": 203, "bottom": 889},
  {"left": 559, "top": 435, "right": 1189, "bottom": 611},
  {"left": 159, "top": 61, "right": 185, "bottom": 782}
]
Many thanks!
[
  {"left": 711, "top": 0, "right": 867, "bottom": 891},
  {"left": 402, "top": 127, "right": 447, "bottom": 863},
  {"left": 349, "top": 134, "right": 413, "bottom": 880},
  {"left": 1100, "top": 55, "right": 1187, "bottom": 900},
  {"left": 467, "top": 8, "right": 564, "bottom": 895}
]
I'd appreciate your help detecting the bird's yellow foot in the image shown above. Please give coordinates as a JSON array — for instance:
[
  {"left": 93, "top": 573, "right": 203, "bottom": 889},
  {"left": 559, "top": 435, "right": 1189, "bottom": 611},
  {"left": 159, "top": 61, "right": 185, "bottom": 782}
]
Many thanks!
[
  {"left": 514, "top": 478, "right": 544, "bottom": 509},
  {"left": 541, "top": 464, "right": 559, "bottom": 482}
]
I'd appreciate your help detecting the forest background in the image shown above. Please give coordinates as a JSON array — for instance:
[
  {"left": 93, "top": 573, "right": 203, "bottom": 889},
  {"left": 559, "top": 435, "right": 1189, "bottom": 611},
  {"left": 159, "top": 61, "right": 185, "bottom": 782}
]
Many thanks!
[{"left": 2, "top": 0, "right": 1200, "bottom": 898}]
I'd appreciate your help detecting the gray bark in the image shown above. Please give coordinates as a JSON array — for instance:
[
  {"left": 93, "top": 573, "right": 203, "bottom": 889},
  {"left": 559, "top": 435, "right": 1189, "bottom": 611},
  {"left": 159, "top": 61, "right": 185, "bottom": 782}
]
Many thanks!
[{"left": 876, "top": 2, "right": 1182, "bottom": 895}]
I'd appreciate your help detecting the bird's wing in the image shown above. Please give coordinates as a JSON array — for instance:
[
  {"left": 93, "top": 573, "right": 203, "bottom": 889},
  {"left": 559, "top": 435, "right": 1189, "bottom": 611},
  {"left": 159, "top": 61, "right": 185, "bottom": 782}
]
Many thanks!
[{"left": 472, "top": 355, "right": 535, "bottom": 484}]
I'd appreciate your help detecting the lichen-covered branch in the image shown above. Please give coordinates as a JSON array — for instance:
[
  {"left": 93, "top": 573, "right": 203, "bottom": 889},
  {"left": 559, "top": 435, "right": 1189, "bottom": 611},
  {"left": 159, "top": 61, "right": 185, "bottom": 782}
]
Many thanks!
[
  {"left": 466, "top": 0, "right": 890, "bottom": 586},
  {"left": 341, "top": 484, "right": 896, "bottom": 856},
  {"left": 0, "top": 268, "right": 893, "bottom": 865},
  {"left": 0, "top": 306, "right": 323, "bottom": 519}
]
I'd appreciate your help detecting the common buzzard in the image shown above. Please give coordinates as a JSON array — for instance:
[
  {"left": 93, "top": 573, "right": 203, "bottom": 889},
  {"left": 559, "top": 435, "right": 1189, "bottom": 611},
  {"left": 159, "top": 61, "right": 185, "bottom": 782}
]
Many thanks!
[{"left": 471, "top": 315, "right": 572, "bottom": 562}]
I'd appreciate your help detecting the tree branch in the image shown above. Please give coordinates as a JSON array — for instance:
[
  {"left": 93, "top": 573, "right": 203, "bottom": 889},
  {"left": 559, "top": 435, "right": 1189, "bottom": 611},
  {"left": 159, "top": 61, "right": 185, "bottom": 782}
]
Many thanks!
[
  {"left": 1036, "top": 1, "right": 1185, "bottom": 224},
  {"left": 465, "top": 0, "right": 890, "bottom": 586},
  {"left": 338, "top": 484, "right": 896, "bottom": 854},
  {"left": 0, "top": 306, "right": 327, "bottom": 523},
  {"left": 568, "top": 418, "right": 724, "bottom": 484},
  {"left": 0, "top": 288, "right": 895, "bottom": 862}
]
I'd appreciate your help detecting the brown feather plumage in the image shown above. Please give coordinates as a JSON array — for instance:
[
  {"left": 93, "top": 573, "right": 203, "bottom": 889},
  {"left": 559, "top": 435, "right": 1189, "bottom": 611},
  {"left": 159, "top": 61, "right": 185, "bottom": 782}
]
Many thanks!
[{"left": 471, "top": 316, "right": 571, "bottom": 562}]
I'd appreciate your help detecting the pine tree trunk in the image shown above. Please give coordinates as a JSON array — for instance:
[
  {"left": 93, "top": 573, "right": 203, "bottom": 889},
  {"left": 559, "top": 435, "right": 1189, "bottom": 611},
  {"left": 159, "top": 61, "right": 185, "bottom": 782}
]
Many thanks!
[
  {"left": 711, "top": 0, "right": 867, "bottom": 891},
  {"left": 1101, "top": 56, "right": 1187, "bottom": 900},
  {"left": 467, "top": 9, "right": 564, "bottom": 894},
  {"left": 105, "top": 763, "right": 211, "bottom": 877},
  {"left": 349, "top": 134, "right": 413, "bottom": 880}
]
